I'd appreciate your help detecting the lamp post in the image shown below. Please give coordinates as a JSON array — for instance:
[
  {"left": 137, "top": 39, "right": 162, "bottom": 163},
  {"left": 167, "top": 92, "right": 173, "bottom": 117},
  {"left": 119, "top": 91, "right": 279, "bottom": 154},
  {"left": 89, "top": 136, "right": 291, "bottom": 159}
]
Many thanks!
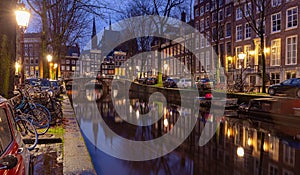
[
  {"left": 238, "top": 52, "right": 246, "bottom": 92},
  {"left": 15, "top": 2, "right": 30, "bottom": 84}
]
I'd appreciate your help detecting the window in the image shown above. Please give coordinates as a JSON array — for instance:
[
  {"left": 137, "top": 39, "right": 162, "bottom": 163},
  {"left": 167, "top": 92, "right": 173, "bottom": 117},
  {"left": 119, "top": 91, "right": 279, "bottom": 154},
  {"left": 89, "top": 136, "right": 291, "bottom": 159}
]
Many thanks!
[
  {"left": 226, "top": 42, "right": 232, "bottom": 55},
  {"left": 213, "top": 12, "right": 218, "bottom": 22},
  {"left": 226, "top": 6, "right": 232, "bottom": 16},
  {"left": 236, "top": 25, "right": 243, "bottom": 41},
  {"left": 245, "top": 3, "right": 252, "bottom": 17},
  {"left": 195, "top": 22, "right": 199, "bottom": 31},
  {"left": 283, "top": 169, "right": 294, "bottom": 175},
  {"left": 195, "top": 36, "right": 199, "bottom": 49},
  {"left": 212, "top": 27, "right": 217, "bottom": 41},
  {"left": 205, "top": 3, "right": 210, "bottom": 12},
  {"left": 219, "top": 25, "right": 224, "bottom": 39},
  {"left": 286, "top": 7, "right": 298, "bottom": 29},
  {"left": 0, "top": 108, "right": 13, "bottom": 155},
  {"left": 219, "top": 10, "right": 224, "bottom": 21},
  {"left": 283, "top": 144, "right": 295, "bottom": 166},
  {"left": 219, "top": 0, "right": 224, "bottom": 7},
  {"left": 195, "top": 0, "right": 198, "bottom": 5},
  {"left": 205, "top": 16, "right": 210, "bottom": 28},
  {"left": 244, "top": 45, "right": 252, "bottom": 66},
  {"left": 286, "top": 71, "right": 296, "bottom": 79},
  {"left": 271, "top": 39, "right": 281, "bottom": 66},
  {"left": 235, "top": 47, "right": 242, "bottom": 67},
  {"left": 271, "top": 72, "right": 280, "bottom": 84},
  {"left": 271, "top": 13, "right": 281, "bottom": 32},
  {"left": 211, "top": 0, "right": 216, "bottom": 10},
  {"left": 268, "top": 164, "right": 278, "bottom": 175},
  {"left": 200, "top": 19, "right": 204, "bottom": 32},
  {"left": 195, "top": 8, "right": 199, "bottom": 17},
  {"left": 226, "top": 23, "right": 231, "bottom": 37},
  {"left": 257, "top": 19, "right": 265, "bottom": 35},
  {"left": 206, "top": 51, "right": 210, "bottom": 71},
  {"left": 61, "top": 66, "right": 65, "bottom": 71},
  {"left": 272, "top": 0, "right": 281, "bottom": 7},
  {"left": 236, "top": 7, "right": 242, "bottom": 20},
  {"left": 200, "top": 6, "right": 204, "bottom": 16},
  {"left": 245, "top": 23, "right": 251, "bottom": 39},
  {"left": 286, "top": 35, "right": 297, "bottom": 65},
  {"left": 66, "top": 59, "right": 70, "bottom": 64},
  {"left": 200, "top": 35, "right": 205, "bottom": 48}
]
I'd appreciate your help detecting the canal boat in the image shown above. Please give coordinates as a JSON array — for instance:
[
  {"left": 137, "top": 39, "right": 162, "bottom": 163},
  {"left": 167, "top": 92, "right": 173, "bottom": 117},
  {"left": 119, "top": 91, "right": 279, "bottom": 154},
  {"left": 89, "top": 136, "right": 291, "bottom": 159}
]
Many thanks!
[
  {"left": 238, "top": 97, "right": 300, "bottom": 124},
  {"left": 194, "top": 96, "right": 238, "bottom": 109}
]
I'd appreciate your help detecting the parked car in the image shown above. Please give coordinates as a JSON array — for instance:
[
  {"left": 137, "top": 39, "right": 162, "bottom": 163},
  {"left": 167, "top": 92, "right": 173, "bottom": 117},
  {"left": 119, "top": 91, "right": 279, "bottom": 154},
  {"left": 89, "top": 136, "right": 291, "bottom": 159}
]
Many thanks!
[
  {"left": 163, "top": 77, "right": 180, "bottom": 88},
  {"left": 146, "top": 77, "right": 157, "bottom": 85},
  {"left": 177, "top": 78, "right": 192, "bottom": 88},
  {"left": 268, "top": 78, "right": 300, "bottom": 97},
  {"left": 195, "top": 78, "right": 213, "bottom": 90},
  {"left": 24, "top": 78, "right": 38, "bottom": 86},
  {"left": 0, "top": 96, "right": 31, "bottom": 175},
  {"left": 138, "top": 78, "right": 147, "bottom": 84}
]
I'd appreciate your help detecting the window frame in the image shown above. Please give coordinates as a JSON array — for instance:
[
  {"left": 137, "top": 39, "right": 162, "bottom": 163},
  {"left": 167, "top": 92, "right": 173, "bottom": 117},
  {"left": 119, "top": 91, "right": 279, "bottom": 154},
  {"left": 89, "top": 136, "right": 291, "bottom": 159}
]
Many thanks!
[
  {"left": 286, "top": 7, "right": 298, "bottom": 29},
  {"left": 286, "top": 35, "right": 297, "bottom": 65},
  {"left": 271, "top": 12, "right": 281, "bottom": 33}
]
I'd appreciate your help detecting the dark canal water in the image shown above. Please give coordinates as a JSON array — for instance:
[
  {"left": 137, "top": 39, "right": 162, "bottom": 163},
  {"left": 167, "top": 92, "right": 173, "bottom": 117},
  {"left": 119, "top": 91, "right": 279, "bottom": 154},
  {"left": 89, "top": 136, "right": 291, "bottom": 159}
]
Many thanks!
[{"left": 72, "top": 90, "right": 300, "bottom": 175}]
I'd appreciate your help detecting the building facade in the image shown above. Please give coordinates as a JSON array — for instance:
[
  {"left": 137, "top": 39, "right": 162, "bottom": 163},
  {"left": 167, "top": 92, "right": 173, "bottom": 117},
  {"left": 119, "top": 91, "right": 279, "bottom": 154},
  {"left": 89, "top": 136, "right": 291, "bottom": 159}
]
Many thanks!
[
  {"left": 23, "top": 33, "right": 42, "bottom": 78},
  {"left": 195, "top": 0, "right": 300, "bottom": 91},
  {"left": 61, "top": 44, "right": 80, "bottom": 79}
]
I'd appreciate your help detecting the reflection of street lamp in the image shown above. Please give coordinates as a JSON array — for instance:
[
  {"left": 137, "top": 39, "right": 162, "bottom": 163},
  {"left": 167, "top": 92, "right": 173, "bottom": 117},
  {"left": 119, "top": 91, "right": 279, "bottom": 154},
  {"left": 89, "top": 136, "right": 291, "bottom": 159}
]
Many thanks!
[
  {"left": 164, "top": 63, "right": 168, "bottom": 76},
  {"left": 54, "top": 63, "right": 58, "bottom": 80},
  {"left": 47, "top": 54, "right": 53, "bottom": 79},
  {"left": 15, "top": 3, "right": 30, "bottom": 84},
  {"left": 238, "top": 52, "right": 246, "bottom": 92}
]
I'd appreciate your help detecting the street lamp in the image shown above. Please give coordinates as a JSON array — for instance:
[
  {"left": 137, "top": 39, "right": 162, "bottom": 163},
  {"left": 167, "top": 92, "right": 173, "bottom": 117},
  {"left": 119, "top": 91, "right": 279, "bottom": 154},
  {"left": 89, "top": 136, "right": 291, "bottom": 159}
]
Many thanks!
[
  {"left": 237, "top": 146, "right": 245, "bottom": 157},
  {"left": 238, "top": 52, "right": 246, "bottom": 92},
  {"left": 15, "top": 2, "right": 30, "bottom": 84}
]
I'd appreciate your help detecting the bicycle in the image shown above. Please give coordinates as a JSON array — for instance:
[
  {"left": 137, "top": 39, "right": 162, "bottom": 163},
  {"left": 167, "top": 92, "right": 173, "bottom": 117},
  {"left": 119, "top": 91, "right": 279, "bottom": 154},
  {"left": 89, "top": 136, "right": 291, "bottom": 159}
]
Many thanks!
[{"left": 15, "top": 114, "right": 38, "bottom": 151}]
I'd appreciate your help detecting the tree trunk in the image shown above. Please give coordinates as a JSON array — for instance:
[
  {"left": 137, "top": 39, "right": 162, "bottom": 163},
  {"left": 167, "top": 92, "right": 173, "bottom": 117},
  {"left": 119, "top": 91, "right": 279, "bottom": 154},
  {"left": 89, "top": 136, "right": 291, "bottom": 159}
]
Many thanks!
[
  {"left": 41, "top": 0, "right": 48, "bottom": 78},
  {"left": 260, "top": 36, "right": 266, "bottom": 93}
]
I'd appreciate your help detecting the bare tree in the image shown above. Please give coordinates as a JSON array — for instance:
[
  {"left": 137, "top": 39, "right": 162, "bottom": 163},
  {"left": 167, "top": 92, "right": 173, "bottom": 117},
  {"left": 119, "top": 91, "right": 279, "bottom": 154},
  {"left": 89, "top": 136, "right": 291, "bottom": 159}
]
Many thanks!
[
  {"left": 26, "top": 0, "right": 112, "bottom": 78},
  {"left": 237, "top": 0, "right": 274, "bottom": 93}
]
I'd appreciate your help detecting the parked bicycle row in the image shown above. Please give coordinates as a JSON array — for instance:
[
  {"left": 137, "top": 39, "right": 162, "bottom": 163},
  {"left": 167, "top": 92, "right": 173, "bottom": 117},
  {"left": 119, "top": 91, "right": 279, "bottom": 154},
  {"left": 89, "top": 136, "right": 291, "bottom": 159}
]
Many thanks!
[{"left": 7, "top": 82, "right": 64, "bottom": 151}]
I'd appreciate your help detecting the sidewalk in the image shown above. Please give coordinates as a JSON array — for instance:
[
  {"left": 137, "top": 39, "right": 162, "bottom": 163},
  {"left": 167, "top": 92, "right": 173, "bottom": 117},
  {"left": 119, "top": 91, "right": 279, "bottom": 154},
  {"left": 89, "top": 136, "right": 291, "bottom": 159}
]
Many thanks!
[{"left": 62, "top": 95, "right": 96, "bottom": 175}]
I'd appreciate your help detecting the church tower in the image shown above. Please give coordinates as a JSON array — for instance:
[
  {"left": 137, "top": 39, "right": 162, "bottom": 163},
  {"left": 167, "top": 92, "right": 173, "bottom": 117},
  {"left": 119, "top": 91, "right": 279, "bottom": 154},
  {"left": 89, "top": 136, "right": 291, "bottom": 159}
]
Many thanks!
[{"left": 91, "top": 18, "right": 97, "bottom": 49}]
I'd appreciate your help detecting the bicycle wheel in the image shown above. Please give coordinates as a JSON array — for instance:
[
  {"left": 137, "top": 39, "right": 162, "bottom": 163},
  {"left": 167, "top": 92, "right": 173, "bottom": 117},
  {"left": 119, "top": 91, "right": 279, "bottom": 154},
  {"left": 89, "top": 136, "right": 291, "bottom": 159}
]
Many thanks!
[
  {"left": 35, "top": 103, "right": 52, "bottom": 121},
  {"left": 25, "top": 108, "right": 50, "bottom": 135},
  {"left": 15, "top": 117, "right": 38, "bottom": 151}
]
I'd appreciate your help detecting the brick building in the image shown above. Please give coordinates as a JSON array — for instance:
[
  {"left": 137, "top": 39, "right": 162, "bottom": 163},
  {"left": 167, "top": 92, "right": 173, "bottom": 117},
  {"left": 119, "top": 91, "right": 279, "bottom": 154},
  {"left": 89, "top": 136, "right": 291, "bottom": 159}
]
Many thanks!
[
  {"left": 194, "top": 0, "right": 300, "bottom": 91},
  {"left": 24, "top": 33, "right": 42, "bottom": 78}
]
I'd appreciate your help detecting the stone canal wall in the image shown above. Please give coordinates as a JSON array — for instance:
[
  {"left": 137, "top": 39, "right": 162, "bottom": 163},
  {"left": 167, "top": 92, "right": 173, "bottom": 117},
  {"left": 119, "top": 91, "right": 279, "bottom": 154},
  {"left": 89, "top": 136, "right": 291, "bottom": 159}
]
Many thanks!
[{"left": 62, "top": 95, "right": 96, "bottom": 175}]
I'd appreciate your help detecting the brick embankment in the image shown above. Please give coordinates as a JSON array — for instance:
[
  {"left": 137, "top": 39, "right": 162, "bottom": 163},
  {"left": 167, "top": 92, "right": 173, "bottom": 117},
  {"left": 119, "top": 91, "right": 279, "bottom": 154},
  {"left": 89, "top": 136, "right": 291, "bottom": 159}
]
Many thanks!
[{"left": 62, "top": 95, "right": 96, "bottom": 175}]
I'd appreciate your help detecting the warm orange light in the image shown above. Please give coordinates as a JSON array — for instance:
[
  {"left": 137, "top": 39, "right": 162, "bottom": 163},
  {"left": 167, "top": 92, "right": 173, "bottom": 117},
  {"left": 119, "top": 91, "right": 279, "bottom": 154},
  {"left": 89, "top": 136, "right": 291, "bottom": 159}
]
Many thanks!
[
  {"left": 164, "top": 118, "right": 169, "bottom": 128},
  {"left": 247, "top": 138, "right": 252, "bottom": 146}
]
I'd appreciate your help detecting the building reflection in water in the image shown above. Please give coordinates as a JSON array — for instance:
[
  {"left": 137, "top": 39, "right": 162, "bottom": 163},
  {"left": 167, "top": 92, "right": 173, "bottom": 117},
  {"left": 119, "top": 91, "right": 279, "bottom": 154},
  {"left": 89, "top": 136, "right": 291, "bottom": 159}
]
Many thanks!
[{"left": 72, "top": 91, "right": 300, "bottom": 175}]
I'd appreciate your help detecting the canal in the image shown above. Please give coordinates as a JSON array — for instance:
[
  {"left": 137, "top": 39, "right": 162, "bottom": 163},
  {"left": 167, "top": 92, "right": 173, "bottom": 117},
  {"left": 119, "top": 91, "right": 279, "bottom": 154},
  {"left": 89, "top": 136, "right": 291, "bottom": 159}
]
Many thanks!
[{"left": 72, "top": 90, "right": 300, "bottom": 175}]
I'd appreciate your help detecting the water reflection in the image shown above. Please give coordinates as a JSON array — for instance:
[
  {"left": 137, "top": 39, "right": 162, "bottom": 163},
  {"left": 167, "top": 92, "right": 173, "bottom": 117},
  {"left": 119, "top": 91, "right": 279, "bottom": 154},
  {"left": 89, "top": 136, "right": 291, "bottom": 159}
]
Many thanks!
[{"left": 73, "top": 93, "right": 300, "bottom": 175}]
